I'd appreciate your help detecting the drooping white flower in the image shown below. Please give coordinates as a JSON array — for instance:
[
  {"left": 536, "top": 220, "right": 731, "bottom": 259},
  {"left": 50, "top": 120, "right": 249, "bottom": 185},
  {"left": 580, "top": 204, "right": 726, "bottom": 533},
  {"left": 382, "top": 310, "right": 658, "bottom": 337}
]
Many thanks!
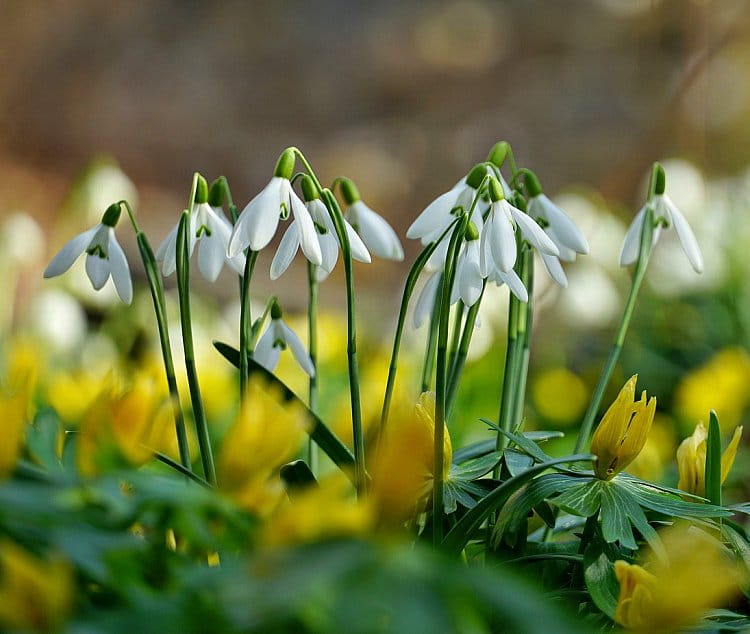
[
  {"left": 340, "top": 179, "right": 403, "bottom": 261},
  {"left": 253, "top": 304, "right": 315, "bottom": 377},
  {"left": 156, "top": 200, "right": 246, "bottom": 282},
  {"left": 227, "top": 150, "right": 322, "bottom": 267},
  {"left": 271, "top": 179, "right": 371, "bottom": 281},
  {"left": 620, "top": 193, "right": 703, "bottom": 273},
  {"left": 450, "top": 228, "right": 483, "bottom": 307},
  {"left": 43, "top": 203, "right": 132, "bottom": 304},
  {"left": 480, "top": 180, "right": 559, "bottom": 277}
]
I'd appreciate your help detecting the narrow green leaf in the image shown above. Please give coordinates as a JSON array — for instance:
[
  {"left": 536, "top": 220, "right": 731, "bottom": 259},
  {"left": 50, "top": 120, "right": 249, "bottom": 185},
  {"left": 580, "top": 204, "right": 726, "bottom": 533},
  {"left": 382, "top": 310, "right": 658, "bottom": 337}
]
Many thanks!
[
  {"left": 280, "top": 460, "right": 318, "bottom": 494},
  {"left": 213, "top": 341, "right": 357, "bottom": 478},
  {"left": 600, "top": 483, "right": 637, "bottom": 549},
  {"left": 553, "top": 479, "right": 602, "bottom": 517},
  {"left": 453, "top": 438, "right": 495, "bottom": 464},
  {"left": 450, "top": 452, "right": 501, "bottom": 480},
  {"left": 621, "top": 479, "right": 730, "bottom": 519},
  {"left": 706, "top": 410, "right": 723, "bottom": 507},
  {"left": 27, "top": 409, "right": 63, "bottom": 472},
  {"left": 442, "top": 454, "right": 594, "bottom": 554}
]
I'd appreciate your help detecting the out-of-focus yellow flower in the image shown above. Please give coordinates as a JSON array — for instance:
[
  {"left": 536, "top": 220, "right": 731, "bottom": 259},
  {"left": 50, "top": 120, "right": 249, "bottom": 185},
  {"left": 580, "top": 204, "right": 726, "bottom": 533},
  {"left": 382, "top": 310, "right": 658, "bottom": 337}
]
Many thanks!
[
  {"left": 532, "top": 367, "right": 588, "bottom": 425},
  {"left": 676, "top": 348, "right": 750, "bottom": 431},
  {"left": 614, "top": 523, "right": 742, "bottom": 631},
  {"left": 217, "top": 376, "right": 308, "bottom": 515},
  {"left": 46, "top": 369, "right": 111, "bottom": 422},
  {"left": 676, "top": 422, "right": 742, "bottom": 496},
  {"left": 261, "top": 475, "right": 373, "bottom": 546},
  {"left": 0, "top": 540, "right": 72, "bottom": 632},
  {"left": 627, "top": 414, "right": 676, "bottom": 482},
  {"left": 591, "top": 376, "right": 655, "bottom": 480},
  {"left": 77, "top": 373, "right": 171, "bottom": 475}
]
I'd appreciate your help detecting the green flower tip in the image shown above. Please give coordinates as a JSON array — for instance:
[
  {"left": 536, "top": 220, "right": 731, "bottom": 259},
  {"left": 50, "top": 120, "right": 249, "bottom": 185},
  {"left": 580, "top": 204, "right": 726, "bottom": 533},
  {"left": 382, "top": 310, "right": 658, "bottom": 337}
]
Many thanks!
[
  {"left": 651, "top": 162, "right": 666, "bottom": 196},
  {"left": 194, "top": 174, "right": 209, "bottom": 204},
  {"left": 465, "top": 164, "right": 487, "bottom": 190},
  {"left": 101, "top": 203, "right": 122, "bottom": 227},
  {"left": 208, "top": 178, "right": 225, "bottom": 207},
  {"left": 486, "top": 141, "right": 510, "bottom": 168},
  {"left": 465, "top": 221, "right": 480, "bottom": 241},
  {"left": 524, "top": 171, "right": 543, "bottom": 198},
  {"left": 300, "top": 175, "right": 319, "bottom": 202},
  {"left": 274, "top": 148, "right": 296, "bottom": 180},
  {"left": 339, "top": 178, "right": 361, "bottom": 205},
  {"left": 488, "top": 177, "right": 505, "bottom": 202},
  {"left": 270, "top": 300, "right": 283, "bottom": 320}
]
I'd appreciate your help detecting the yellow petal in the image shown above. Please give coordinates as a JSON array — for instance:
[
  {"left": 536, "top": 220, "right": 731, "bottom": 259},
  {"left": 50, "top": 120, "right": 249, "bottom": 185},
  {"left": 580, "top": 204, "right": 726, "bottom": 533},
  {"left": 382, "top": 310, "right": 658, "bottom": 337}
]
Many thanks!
[{"left": 720, "top": 426, "right": 743, "bottom": 483}]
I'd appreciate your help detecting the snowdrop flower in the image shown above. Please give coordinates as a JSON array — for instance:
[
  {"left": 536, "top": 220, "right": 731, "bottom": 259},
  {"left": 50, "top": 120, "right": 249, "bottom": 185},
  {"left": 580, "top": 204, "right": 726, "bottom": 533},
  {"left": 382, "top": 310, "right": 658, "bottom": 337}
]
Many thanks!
[
  {"left": 341, "top": 179, "right": 404, "bottom": 261},
  {"left": 228, "top": 149, "right": 322, "bottom": 268},
  {"left": 620, "top": 169, "right": 703, "bottom": 273},
  {"left": 44, "top": 203, "right": 132, "bottom": 304},
  {"left": 156, "top": 177, "right": 245, "bottom": 282},
  {"left": 450, "top": 223, "right": 483, "bottom": 307},
  {"left": 271, "top": 176, "right": 370, "bottom": 281},
  {"left": 254, "top": 302, "right": 315, "bottom": 377},
  {"left": 480, "top": 179, "right": 559, "bottom": 277},
  {"left": 487, "top": 267, "right": 528, "bottom": 303}
]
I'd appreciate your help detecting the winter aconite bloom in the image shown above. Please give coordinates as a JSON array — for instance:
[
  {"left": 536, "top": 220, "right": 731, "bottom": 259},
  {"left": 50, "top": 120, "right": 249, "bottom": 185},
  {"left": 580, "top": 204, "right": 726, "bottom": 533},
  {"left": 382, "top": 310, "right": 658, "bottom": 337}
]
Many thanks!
[
  {"left": 614, "top": 523, "right": 742, "bottom": 631},
  {"left": 271, "top": 176, "right": 370, "bottom": 281},
  {"left": 620, "top": 165, "right": 703, "bottom": 273},
  {"left": 676, "top": 423, "right": 742, "bottom": 496},
  {"left": 156, "top": 177, "right": 245, "bottom": 281},
  {"left": 590, "top": 376, "right": 656, "bottom": 480},
  {"left": 44, "top": 203, "right": 132, "bottom": 304},
  {"left": 228, "top": 149, "right": 322, "bottom": 266},
  {"left": 254, "top": 302, "right": 315, "bottom": 377},
  {"left": 340, "top": 179, "right": 403, "bottom": 261}
]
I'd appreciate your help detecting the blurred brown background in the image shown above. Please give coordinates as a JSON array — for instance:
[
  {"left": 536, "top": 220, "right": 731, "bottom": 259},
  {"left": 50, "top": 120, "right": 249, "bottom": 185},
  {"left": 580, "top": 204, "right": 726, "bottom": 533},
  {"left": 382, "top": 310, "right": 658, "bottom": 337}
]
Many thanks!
[{"left": 2, "top": 0, "right": 750, "bottom": 303}]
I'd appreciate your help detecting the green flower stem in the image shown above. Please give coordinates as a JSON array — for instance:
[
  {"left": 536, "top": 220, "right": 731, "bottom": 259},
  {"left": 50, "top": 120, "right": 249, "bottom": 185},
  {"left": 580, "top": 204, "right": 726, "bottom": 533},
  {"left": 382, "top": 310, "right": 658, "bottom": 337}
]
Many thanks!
[
  {"left": 446, "top": 281, "right": 486, "bottom": 416},
  {"left": 119, "top": 200, "right": 191, "bottom": 470},
  {"left": 176, "top": 211, "right": 216, "bottom": 486},
  {"left": 421, "top": 275, "right": 442, "bottom": 393},
  {"left": 380, "top": 221, "right": 458, "bottom": 432},
  {"left": 321, "top": 187, "right": 366, "bottom": 494},
  {"left": 239, "top": 250, "right": 259, "bottom": 395},
  {"left": 573, "top": 205, "right": 656, "bottom": 454},
  {"left": 447, "top": 302, "right": 466, "bottom": 373},
  {"left": 512, "top": 248, "right": 534, "bottom": 428},
  {"left": 434, "top": 214, "right": 469, "bottom": 545},
  {"left": 307, "top": 260, "right": 319, "bottom": 473}
]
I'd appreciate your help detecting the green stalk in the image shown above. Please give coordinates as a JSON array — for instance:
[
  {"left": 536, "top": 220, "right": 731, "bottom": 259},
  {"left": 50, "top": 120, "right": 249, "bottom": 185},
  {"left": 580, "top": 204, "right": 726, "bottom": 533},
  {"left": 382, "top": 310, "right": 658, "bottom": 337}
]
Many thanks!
[
  {"left": 238, "top": 250, "right": 259, "bottom": 395},
  {"left": 120, "top": 200, "right": 191, "bottom": 470},
  {"left": 420, "top": 276, "right": 442, "bottom": 393},
  {"left": 307, "top": 260, "right": 319, "bottom": 472},
  {"left": 380, "top": 221, "right": 458, "bottom": 431},
  {"left": 446, "top": 281, "right": 486, "bottom": 415},
  {"left": 447, "top": 302, "right": 466, "bottom": 373},
  {"left": 176, "top": 211, "right": 216, "bottom": 485},
  {"left": 573, "top": 203, "right": 655, "bottom": 454},
  {"left": 512, "top": 248, "right": 534, "bottom": 428},
  {"left": 433, "top": 214, "right": 469, "bottom": 545},
  {"left": 321, "top": 188, "right": 366, "bottom": 494}
]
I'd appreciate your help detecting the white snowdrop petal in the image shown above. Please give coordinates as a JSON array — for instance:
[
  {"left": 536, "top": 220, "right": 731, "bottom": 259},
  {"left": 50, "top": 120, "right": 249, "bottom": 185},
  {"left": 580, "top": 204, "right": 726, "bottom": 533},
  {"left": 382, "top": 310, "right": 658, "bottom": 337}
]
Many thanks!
[
  {"left": 459, "top": 242, "right": 483, "bottom": 306},
  {"left": 490, "top": 206, "right": 517, "bottom": 273},
  {"left": 198, "top": 232, "right": 226, "bottom": 282},
  {"left": 511, "top": 208, "right": 559, "bottom": 256},
  {"left": 536, "top": 195, "right": 589, "bottom": 254},
  {"left": 107, "top": 231, "right": 133, "bottom": 303},
  {"left": 541, "top": 253, "right": 569, "bottom": 288},
  {"left": 665, "top": 197, "right": 704, "bottom": 274},
  {"left": 344, "top": 220, "right": 371, "bottom": 263},
  {"left": 85, "top": 251, "right": 110, "bottom": 290},
  {"left": 495, "top": 268, "right": 528, "bottom": 302},
  {"left": 619, "top": 205, "right": 648, "bottom": 267},
  {"left": 291, "top": 193, "right": 322, "bottom": 266},
  {"left": 318, "top": 230, "right": 339, "bottom": 275},
  {"left": 228, "top": 177, "right": 283, "bottom": 256},
  {"left": 281, "top": 322, "right": 315, "bottom": 377},
  {"left": 413, "top": 271, "right": 441, "bottom": 329},
  {"left": 407, "top": 190, "right": 457, "bottom": 239},
  {"left": 348, "top": 202, "right": 404, "bottom": 261},
  {"left": 253, "top": 326, "right": 279, "bottom": 372},
  {"left": 269, "top": 223, "right": 301, "bottom": 280},
  {"left": 44, "top": 226, "right": 99, "bottom": 278}
]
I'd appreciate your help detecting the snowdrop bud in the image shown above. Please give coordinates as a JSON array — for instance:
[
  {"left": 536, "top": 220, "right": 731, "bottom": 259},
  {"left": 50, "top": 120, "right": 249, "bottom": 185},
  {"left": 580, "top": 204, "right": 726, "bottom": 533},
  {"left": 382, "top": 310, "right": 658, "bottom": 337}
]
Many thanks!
[
  {"left": 101, "top": 203, "right": 122, "bottom": 227},
  {"left": 465, "top": 164, "right": 487, "bottom": 190},
  {"left": 194, "top": 175, "right": 209, "bottom": 204},
  {"left": 652, "top": 162, "right": 666, "bottom": 196},
  {"left": 300, "top": 175, "right": 320, "bottom": 202},
  {"left": 465, "top": 221, "right": 480, "bottom": 241},
  {"left": 488, "top": 178, "right": 505, "bottom": 203},
  {"left": 270, "top": 300, "right": 283, "bottom": 320},
  {"left": 524, "top": 171, "right": 543, "bottom": 198},
  {"left": 274, "top": 148, "right": 296, "bottom": 179},
  {"left": 486, "top": 141, "right": 510, "bottom": 168},
  {"left": 208, "top": 178, "right": 225, "bottom": 207},
  {"left": 340, "top": 178, "right": 361, "bottom": 205}
]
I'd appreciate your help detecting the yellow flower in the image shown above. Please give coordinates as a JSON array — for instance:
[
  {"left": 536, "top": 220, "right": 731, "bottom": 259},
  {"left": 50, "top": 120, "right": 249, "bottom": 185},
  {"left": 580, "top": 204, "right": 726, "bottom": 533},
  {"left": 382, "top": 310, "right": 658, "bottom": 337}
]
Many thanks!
[
  {"left": 532, "top": 367, "right": 588, "bottom": 425},
  {"left": 614, "top": 523, "right": 742, "bottom": 631},
  {"left": 590, "top": 376, "right": 656, "bottom": 480},
  {"left": 0, "top": 540, "right": 72, "bottom": 632},
  {"left": 217, "top": 376, "right": 309, "bottom": 515},
  {"left": 676, "top": 423, "right": 742, "bottom": 496}
]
